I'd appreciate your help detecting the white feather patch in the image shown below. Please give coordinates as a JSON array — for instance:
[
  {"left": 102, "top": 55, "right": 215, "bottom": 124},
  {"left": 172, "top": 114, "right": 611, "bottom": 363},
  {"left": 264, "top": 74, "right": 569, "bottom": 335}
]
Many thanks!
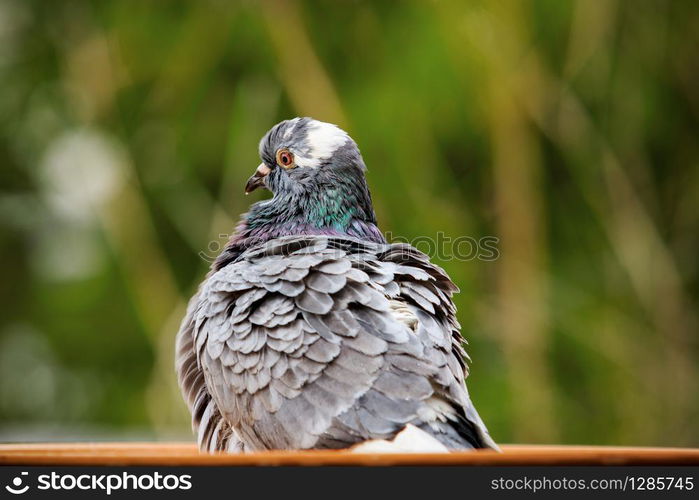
[
  {"left": 295, "top": 120, "right": 349, "bottom": 168},
  {"left": 282, "top": 118, "right": 301, "bottom": 140},
  {"left": 349, "top": 424, "right": 450, "bottom": 453}
]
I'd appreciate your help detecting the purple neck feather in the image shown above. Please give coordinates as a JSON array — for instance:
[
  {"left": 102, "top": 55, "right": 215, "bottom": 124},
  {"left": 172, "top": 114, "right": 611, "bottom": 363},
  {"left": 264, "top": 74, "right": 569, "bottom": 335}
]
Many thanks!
[{"left": 212, "top": 213, "right": 384, "bottom": 271}]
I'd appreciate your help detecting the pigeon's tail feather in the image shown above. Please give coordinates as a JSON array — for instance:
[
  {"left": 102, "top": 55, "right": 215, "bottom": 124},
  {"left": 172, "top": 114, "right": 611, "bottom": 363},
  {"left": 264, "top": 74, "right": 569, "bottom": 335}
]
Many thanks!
[
  {"left": 427, "top": 399, "right": 500, "bottom": 451},
  {"left": 417, "top": 415, "right": 499, "bottom": 451}
]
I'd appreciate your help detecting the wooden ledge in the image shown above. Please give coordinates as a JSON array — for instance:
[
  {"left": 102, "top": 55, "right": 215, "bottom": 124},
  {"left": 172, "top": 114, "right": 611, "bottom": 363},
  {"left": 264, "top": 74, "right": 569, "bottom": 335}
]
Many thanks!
[{"left": 1, "top": 443, "right": 698, "bottom": 466}]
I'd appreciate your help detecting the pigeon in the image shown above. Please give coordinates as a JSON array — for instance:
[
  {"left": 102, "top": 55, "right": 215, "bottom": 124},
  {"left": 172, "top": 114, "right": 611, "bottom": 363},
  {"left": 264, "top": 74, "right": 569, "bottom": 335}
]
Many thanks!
[{"left": 176, "top": 117, "right": 498, "bottom": 452}]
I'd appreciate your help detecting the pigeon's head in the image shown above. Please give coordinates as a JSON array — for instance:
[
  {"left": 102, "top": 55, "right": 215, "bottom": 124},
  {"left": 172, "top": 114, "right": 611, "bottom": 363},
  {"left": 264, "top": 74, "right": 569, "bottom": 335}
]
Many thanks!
[
  {"left": 245, "top": 117, "right": 367, "bottom": 196},
  {"left": 215, "top": 117, "right": 383, "bottom": 267}
]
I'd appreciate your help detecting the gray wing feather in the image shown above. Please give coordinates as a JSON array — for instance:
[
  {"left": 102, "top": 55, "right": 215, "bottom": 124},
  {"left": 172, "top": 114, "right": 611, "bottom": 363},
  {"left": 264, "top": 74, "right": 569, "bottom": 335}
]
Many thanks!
[{"left": 176, "top": 235, "right": 497, "bottom": 451}]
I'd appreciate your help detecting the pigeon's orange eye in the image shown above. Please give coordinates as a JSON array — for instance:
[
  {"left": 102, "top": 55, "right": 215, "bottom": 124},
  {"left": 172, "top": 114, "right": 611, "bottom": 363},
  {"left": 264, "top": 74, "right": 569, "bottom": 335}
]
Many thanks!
[{"left": 276, "top": 149, "right": 295, "bottom": 169}]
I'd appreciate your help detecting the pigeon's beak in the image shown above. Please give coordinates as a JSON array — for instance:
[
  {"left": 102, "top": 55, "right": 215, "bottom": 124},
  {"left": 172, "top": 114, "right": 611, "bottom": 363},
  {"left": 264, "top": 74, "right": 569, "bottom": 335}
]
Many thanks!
[{"left": 245, "top": 163, "right": 271, "bottom": 194}]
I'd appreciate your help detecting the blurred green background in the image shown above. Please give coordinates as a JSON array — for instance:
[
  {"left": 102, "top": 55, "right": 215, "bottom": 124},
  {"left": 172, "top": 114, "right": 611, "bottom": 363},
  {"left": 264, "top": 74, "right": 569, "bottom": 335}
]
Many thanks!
[{"left": 1, "top": 0, "right": 698, "bottom": 446}]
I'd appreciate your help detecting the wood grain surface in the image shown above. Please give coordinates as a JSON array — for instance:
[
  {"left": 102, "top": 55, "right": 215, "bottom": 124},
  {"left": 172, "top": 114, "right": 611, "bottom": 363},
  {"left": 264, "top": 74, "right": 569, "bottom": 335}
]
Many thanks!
[{"left": 1, "top": 443, "right": 698, "bottom": 466}]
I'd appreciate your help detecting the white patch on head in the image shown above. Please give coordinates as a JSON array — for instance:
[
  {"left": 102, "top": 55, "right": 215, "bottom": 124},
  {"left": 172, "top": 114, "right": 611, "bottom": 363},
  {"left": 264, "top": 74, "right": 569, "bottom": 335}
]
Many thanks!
[
  {"left": 294, "top": 120, "right": 350, "bottom": 168},
  {"left": 282, "top": 118, "right": 301, "bottom": 140}
]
